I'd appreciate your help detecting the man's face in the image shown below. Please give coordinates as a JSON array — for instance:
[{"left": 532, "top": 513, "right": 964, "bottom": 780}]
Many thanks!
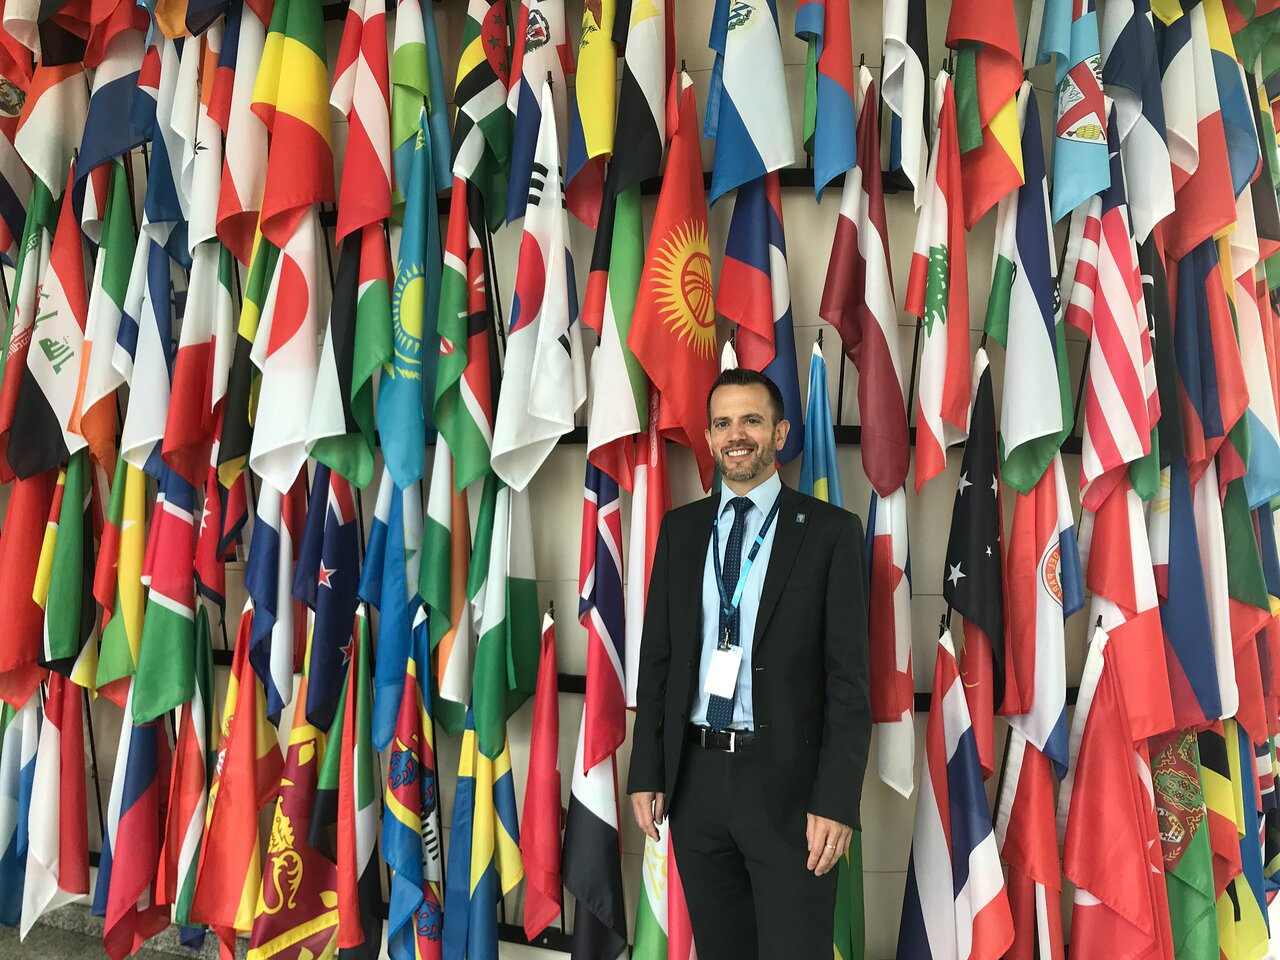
[{"left": 705, "top": 384, "right": 789, "bottom": 485}]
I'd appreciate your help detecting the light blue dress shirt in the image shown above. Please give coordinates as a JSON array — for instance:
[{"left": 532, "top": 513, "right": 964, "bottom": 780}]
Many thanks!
[{"left": 690, "top": 472, "right": 782, "bottom": 730}]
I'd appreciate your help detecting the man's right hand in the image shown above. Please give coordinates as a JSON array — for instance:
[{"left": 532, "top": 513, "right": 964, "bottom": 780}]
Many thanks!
[{"left": 630, "top": 791, "right": 666, "bottom": 841}]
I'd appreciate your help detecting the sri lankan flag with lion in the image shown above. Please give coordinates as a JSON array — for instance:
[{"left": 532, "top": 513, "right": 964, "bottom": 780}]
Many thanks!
[{"left": 628, "top": 72, "right": 718, "bottom": 491}]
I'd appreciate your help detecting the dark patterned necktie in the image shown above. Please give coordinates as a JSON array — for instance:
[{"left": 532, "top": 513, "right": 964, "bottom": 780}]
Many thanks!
[{"left": 707, "top": 496, "right": 751, "bottom": 731}]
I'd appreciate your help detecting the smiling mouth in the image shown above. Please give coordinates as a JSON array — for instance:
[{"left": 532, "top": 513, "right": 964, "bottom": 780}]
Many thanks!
[{"left": 724, "top": 447, "right": 755, "bottom": 459}]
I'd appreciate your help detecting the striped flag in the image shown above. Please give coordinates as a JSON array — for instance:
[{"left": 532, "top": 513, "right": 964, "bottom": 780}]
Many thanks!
[
  {"left": 1064, "top": 113, "right": 1157, "bottom": 510},
  {"left": 491, "top": 82, "right": 586, "bottom": 491},
  {"left": 1035, "top": 0, "right": 1110, "bottom": 220},
  {"left": 799, "top": 339, "right": 843, "bottom": 506},
  {"left": 821, "top": 68, "right": 909, "bottom": 496},
  {"left": 75, "top": 13, "right": 147, "bottom": 192},
  {"left": 435, "top": 177, "right": 500, "bottom": 492},
  {"left": 162, "top": 240, "right": 222, "bottom": 487},
  {"left": 610, "top": 0, "right": 673, "bottom": 196},
  {"left": 214, "top": 0, "right": 270, "bottom": 264},
  {"left": 1060, "top": 629, "right": 1175, "bottom": 959},
  {"left": 564, "top": 0, "right": 615, "bottom": 224},
  {"left": 451, "top": 0, "right": 513, "bottom": 229},
  {"left": 562, "top": 706, "right": 627, "bottom": 960},
  {"left": 34, "top": 452, "right": 96, "bottom": 688},
  {"left": 1101, "top": 0, "right": 1174, "bottom": 242},
  {"left": 984, "top": 86, "right": 1072, "bottom": 494},
  {"left": 0, "top": 126, "right": 31, "bottom": 268},
  {"left": 189, "top": 600, "right": 284, "bottom": 956},
  {"left": 155, "top": 606, "right": 215, "bottom": 932},
  {"left": 795, "top": 0, "right": 856, "bottom": 200},
  {"left": 20, "top": 673, "right": 89, "bottom": 939},
  {"left": 14, "top": 62, "right": 87, "bottom": 199},
  {"left": 580, "top": 463, "right": 626, "bottom": 771},
  {"left": 505, "top": 0, "right": 570, "bottom": 224},
  {"left": 93, "top": 459, "right": 147, "bottom": 703},
  {"left": 718, "top": 173, "right": 803, "bottom": 465},
  {"left": 0, "top": 698, "right": 39, "bottom": 926},
  {"left": 704, "top": 0, "right": 794, "bottom": 206},
  {"left": 382, "top": 611, "right": 444, "bottom": 960},
  {"left": 895, "top": 630, "right": 1013, "bottom": 960},
  {"left": 867, "top": 487, "right": 915, "bottom": 798},
  {"left": 882, "top": 0, "right": 929, "bottom": 206},
  {"left": 1204, "top": 0, "right": 1257, "bottom": 198},
  {"left": 993, "top": 733, "right": 1064, "bottom": 960},
  {"left": 945, "top": 0, "right": 1024, "bottom": 226},
  {"left": 909, "top": 71, "right": 971, "bottom": 493},
  {"left": 625, "top": 392, "right": 671, "bottom": 710},
  {"left": 330, "top": 0, "right": 390, "bottom": 243},
  {"left": 0, "top": 472, "right": 55, "bottom": 707},
  {"left": 115, "top": 240, "right": 175, "bottom": 478},
  {"left": 440, "top": 711, "right": 524, "bottom": 960},
  {"left": 520, "top": 614, "right": 561, "bottom": 941}
]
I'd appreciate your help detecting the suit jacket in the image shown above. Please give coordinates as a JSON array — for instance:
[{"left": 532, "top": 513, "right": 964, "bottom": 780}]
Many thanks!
[{"left": 627, "top": 482, "right": 872, "bottom": 829}]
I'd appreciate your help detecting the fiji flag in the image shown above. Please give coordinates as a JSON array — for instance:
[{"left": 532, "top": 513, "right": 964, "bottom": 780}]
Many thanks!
[
  {"left": 896, "top": 630, "right": 1014, "bottom": 960},
  {"left": 799, "top": 338, "right": 842, "bottom": 506},
  {"left": 717, "top": 174, "right": 803, "bottom": 464},
  {"left": 705, "top": 0, "right": 795, "bottom": 205},
  {"left": 441, "top": 712, "right": 523, "bottom": 960}
]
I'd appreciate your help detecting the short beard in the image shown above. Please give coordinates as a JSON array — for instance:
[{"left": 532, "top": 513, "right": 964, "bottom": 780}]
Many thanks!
[{"left": 715, "top": 443, "right": 775, "bottom": 484}]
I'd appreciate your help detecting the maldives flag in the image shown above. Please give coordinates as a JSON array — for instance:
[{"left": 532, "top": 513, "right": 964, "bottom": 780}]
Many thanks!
[
  {"left": 0, "top": 472, "right": 55, "bottom": 707},
  {"left": 628, "top": 75, "right": 718, "bottom": 491},
  {"left": 821, "top": 68, "right": 910, "bottom": 496},
  {"left": 908, "top": 71, "right": 971, "bottom": 492},
  {"left": 1060, "top": 629, "right": 1175, "bottom": 960},
  {"left": 520, "top": 614, "right": 562, "bottom": 940}
]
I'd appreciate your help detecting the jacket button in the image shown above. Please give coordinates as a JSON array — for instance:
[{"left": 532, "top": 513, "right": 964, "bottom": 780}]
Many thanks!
[
  {"left": 754, "top": 666, "right": 764, "bottom": 672},
  {"left": 758, "top": 722, "right": 769, "bottom": 730}
]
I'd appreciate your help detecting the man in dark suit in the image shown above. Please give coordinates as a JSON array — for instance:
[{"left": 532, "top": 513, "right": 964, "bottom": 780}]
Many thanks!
[{"left": 628, "top": 367, "right": 872, "bottom": 959}]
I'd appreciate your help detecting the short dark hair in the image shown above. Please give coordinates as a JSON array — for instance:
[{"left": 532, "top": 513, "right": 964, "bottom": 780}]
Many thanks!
[{"left": 706, "top": 368, "right": 785, "bottom": 426}]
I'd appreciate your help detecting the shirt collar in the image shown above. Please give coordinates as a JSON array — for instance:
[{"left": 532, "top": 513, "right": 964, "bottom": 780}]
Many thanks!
[{"left": 718, "top": 471, "right": 782, "bottom": 518}]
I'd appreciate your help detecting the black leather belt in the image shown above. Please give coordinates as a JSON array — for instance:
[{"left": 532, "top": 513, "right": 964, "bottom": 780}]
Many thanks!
[{"left": 688, "top": 724, "right": 756, "bottom": 752}]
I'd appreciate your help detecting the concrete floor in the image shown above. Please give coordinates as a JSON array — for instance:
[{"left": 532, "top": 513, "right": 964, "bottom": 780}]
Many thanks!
[{"left": 0, "top": 905, "right": 227, "bottom": 959}]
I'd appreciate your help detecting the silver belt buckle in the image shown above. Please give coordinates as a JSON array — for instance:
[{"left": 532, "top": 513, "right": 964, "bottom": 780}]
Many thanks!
[{"left": 727, "top": 729, "right": 737, "bottom": 753}]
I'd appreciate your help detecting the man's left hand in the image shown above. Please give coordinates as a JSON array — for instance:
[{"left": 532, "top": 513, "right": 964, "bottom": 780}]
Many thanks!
[{"left": 805, "top": 813, "right": 852, "bottom": 877}]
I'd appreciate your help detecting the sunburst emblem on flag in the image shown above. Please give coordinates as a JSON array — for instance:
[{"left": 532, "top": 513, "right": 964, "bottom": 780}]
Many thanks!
[
  {"left": 391, "top": 264, "right": 425, "bottom": 381},
  {"left": 652, "top": 220, "right": 716, "bottom": 358}
]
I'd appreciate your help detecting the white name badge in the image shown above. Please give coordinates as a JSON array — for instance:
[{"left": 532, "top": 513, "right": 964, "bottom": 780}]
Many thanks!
[{"left": 704, "top": 646, "right": 743, "bottom": 699}]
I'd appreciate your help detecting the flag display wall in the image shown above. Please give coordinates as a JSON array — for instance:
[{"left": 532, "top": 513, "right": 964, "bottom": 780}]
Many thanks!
[{"left": 0, "top": 0, "right": 1278, "bottom": 959}]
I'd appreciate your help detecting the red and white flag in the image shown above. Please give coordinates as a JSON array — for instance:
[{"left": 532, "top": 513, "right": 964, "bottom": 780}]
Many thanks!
[
  {"left": 215, "top": 0, "right": 271, "bottom": 264},
  {"left": 520, "top": 613, "right": 562, "bottom": 940},
  {"left": 330, "top": 0, "right": 391, "bottom": 242},
  {"left": 868, "top": 487, "right": 914, "bottom": 797}
]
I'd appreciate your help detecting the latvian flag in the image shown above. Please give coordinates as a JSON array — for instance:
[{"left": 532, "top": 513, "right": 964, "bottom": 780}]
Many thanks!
[{"left": 895, "top": 630, "right": 1013, "bottom": 960}]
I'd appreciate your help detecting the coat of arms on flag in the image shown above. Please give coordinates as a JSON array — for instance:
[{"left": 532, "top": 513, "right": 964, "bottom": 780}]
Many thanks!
[{"left": 1055, "top": 56, "right": 1105, "bottom": 142}]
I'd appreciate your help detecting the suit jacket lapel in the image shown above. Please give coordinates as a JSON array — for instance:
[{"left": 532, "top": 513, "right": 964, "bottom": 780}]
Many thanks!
[{"left": 753, "top": 485, "right": 809, "bottom": 648}]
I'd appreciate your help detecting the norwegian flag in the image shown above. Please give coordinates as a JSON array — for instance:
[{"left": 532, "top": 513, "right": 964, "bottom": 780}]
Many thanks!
[
  {"left": 1064, "top": 112, "right": 1157, "bottom": 511},
  {"left": 580, "top": 462, "right": 626, "bottom": 773}
]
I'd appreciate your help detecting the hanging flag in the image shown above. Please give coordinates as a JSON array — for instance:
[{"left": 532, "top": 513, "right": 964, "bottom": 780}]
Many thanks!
[
  {"left": 19, "top": 673, "right": 88, "bottom": 939},
  {"left": 795, "top": 0, "right": 855, "bottom": 200},
  {"left": 189, "top": 600, "right": 284, "bottom": 956},
  {"left": 945, "top": 0, "right": 1024, "bottom": 227},
  {"left": 628, "top": 75, "right": 718, "bottom": 491},
  {"left": 821, "top": 68, "right": 909, "bottom": 496},
  {"left": 520, "top": 613, "right": 561, "bottom": 941},
  {"left": 1002, "top": 453, "right": 1082, "bottom": 775},
  {"left": 8, "top": 163, "right": 88, "bottom": 479},
  {"left": 799, "top": 339, "right": 843, "bottom": 505},
  {"left": 942, "top": 351, "right": 1005, "bottom": 779},
  {"left": 505, "top": 0, "right": 570, "bottom": 224},
  {"left": 162, "top": 241, "right": 222, "bottom": 488},
  {"left": 1060, "top": 629, "right": 1175, "bottom": 959},
  {"left": 0, "top": 472, "right": 55, "bottom": 707},
  {"left": 993, "top": 732, "right": 1065, "bottom": 960},
  {"left": 391, "top": 0, "right": 450, "bottom": 209},
  {"left": 910, "top": 71, "right": 971, "bottom": 492},
  {"left": 704, "top": 0, "right": 794, "bottom": 206},
  {"left": 308, "top": 606, "right": 383, "bottom": 958},
  {"left": 610, "top": 0, "right": 672, "bottom": 197},
  {"left": 0, "top": 698, "right": 39, "bottom": 927},
  {"left": 491, "top": 82, "right": 586, "bottom": 491},
  {"left": 71, "top": 162, "right": 135, "bottom": 476},
  {"left": 1204, "top": 0, "right": 1258, "bottom": 198},
  {"left": 717, "top": 173, "right": 803, "bottom": 465},
  {"left": 1065, "top": 112, "right": 1158, "bottom": 510},
  {"left": 93, "top": 459, "right": 147, "bottom": 704},
  {"left": 580, "top": 463, "right": 626, "bottom": 771},
  {"left": 382, "top": 611, "right": 444, "bottom": 960},
  {"left": 440, "top": 711, "right": 524, "bottom": 960},
  {"left": 1035, "top": 0, "right": 1110, "bottom": 220},
  {"left": 132, "top": 469, "right": 198, "bottom": 722},
  {"left": 561, "top": 706, "right": 627, "bottom": 960},
  {"left": 14, "top": 62, "right": 88, "bottom": 201},
  {"left": 379, "top": 109, "right": 440, "bottom": 488},
  {"left": 895, "top": 630, "right": 1013, "bottom": 960},
  {"left": 34, "top": 450, "right": 96, "bottom": 688},
  {"left": 451, "top": 0, "right": 512, "bottom": 229},
  {"left": 75, "top": 13, "right": 147, "bottom": 194},
  {"left": 156, "top": 606, "right": 215, "bottom": 932},
  {"left": 115, "top": 240, "right": 176, "bottom": 478},
  {"left": 435, "top": 178, "right": 500, "bottom": 492},
  {"left": 882, "top": 0, "right": 929, "bottom": 206},
  {"left": 1101, "top": 0, "right": 1174, "bottom": 242},
  {"left": 246, "top": 670, "right": 340, "bottom": 960},
  {"left": 330, "top": 0, "right": 390, "bottom": 244},
  {"left": 564, "top": 0, "right": 615, "bottom": 224},
  {"left": 985, "top": 86, "right": 1072, "bottom": 493},
  {"left": 215, "top": 0, "right": 270, "bottom": 264}
]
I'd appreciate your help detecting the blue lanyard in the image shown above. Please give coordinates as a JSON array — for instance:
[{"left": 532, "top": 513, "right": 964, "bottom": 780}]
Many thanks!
[{"left": 712, "top": 494, "right": 782, "bottom": 632}]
